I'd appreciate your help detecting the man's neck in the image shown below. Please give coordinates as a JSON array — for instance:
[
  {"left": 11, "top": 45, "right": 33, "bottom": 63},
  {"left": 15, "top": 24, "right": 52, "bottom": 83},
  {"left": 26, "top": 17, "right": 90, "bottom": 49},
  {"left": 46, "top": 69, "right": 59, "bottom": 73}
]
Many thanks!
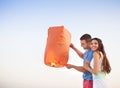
[{"left": 86, "top": 48, "right": 91, "bottom": 50}]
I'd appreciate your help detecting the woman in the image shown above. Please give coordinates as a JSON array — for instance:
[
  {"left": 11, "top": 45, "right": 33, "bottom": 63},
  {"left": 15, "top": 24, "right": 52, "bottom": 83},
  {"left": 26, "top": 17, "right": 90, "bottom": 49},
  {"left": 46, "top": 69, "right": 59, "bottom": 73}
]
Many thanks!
[{"left": 84, "top": 38, "right": 111, "bottom": 88}]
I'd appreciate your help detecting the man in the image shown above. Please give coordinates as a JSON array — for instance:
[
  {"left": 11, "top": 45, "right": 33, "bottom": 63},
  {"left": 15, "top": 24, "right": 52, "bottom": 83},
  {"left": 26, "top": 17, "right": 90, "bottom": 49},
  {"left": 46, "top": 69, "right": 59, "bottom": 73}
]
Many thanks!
[{"left": 66, "top": 34, "right": 93, "bottom": 88}]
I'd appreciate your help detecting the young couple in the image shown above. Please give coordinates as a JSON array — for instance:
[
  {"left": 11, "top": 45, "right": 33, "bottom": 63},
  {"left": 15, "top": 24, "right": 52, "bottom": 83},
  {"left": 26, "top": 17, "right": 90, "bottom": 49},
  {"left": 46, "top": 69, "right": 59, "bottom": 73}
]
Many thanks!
[{"left": 66, "top": 34, "right": 111, "bottom": 88}]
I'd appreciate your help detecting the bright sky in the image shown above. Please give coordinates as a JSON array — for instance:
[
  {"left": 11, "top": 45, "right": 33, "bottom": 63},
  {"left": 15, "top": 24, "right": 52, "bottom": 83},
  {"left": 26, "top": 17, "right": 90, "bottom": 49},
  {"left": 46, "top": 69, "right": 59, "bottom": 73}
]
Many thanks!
[{"left": 0, "top": 0, "right": 120, "bottom": 88}]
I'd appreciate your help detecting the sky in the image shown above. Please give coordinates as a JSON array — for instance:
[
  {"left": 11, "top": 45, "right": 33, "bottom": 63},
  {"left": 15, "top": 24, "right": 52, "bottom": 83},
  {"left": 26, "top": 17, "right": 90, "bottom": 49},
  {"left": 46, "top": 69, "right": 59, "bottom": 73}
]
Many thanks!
[{"left": 0, "top": 0, "right": 120, "bottom": 88}]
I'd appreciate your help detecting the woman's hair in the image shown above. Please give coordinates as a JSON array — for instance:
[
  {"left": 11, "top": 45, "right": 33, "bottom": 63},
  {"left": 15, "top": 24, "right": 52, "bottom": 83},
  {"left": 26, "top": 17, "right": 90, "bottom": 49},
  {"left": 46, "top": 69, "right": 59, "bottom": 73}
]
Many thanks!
[{"left": 92, "top": 38, "right": 111, "bottom": 74}]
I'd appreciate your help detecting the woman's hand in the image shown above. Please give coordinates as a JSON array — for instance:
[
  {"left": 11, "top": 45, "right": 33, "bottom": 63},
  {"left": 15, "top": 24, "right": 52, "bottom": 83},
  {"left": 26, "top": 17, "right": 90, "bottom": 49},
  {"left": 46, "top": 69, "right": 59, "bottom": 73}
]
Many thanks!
[
  {"left": 83, "top": 62, "right": 91, "bottom": 70},
  {"left": 83, "top": 63, "right": 88, "bottom": 70},
  {"left": 83, "top": 62, "right": 93, "bottom": 74}
]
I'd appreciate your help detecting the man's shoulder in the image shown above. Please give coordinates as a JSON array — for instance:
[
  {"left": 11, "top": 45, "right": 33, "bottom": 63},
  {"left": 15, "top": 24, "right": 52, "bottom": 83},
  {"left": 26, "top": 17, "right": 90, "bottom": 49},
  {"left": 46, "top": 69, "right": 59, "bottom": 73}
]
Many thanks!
[
  {"left": 85, "top": 49, "right": 93, "bottom": 54},
  {"left": 84, "top": 49, "right": 93, "bottom": 61}
]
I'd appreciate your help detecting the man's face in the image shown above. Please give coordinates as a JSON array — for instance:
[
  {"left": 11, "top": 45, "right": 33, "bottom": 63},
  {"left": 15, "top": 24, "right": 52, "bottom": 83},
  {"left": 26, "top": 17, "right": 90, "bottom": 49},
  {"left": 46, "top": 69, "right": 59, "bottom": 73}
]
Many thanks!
[{"left": 80, "top": 40, "right": 89, "bottom": 49}]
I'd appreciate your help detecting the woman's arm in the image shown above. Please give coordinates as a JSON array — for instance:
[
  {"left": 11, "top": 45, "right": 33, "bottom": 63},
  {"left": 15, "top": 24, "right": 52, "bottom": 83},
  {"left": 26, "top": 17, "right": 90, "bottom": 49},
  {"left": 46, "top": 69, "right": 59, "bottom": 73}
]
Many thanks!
[{"left": 84, "top": 52, "right": 100, "bottom": 75}]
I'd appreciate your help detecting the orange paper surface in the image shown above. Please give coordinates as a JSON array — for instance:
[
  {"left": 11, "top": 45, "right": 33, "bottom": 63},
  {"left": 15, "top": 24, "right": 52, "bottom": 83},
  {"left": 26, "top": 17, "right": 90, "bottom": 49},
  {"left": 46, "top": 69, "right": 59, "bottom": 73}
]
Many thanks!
[{"left": 44, "top": 26, "right": 71, "bottom": 68}]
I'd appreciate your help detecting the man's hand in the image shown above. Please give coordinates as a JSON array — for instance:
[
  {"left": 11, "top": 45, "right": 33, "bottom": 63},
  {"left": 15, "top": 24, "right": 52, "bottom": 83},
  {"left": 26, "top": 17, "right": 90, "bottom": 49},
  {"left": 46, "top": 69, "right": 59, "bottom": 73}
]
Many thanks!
[
  {"left": 70, "top": 43, "right": 75, "bottom": 49},
  {"left": 65, "top": 64, "right": 73, "bottom": 69}
]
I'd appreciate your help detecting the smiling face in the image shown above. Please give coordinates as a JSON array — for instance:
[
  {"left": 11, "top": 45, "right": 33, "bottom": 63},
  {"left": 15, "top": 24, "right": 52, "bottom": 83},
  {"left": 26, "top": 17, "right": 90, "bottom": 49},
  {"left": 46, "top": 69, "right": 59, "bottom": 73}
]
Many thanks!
[{"left": 91, "top": 39, "right": 99, "bottom": 51}]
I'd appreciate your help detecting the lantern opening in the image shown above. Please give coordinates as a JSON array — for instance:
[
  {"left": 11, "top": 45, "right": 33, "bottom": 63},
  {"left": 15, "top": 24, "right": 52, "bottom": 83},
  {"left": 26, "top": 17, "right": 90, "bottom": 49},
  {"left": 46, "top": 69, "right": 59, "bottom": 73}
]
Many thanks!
[{"left": 51, "top": 62, "right": 56, "bottom": 67}]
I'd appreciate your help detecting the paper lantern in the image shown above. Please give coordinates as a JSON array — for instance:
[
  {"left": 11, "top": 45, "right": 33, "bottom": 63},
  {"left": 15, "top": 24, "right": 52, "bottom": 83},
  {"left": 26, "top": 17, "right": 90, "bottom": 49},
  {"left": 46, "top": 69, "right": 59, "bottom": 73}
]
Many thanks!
[{"left": 44, "top": 26, "right": 71, "bottom": 68}]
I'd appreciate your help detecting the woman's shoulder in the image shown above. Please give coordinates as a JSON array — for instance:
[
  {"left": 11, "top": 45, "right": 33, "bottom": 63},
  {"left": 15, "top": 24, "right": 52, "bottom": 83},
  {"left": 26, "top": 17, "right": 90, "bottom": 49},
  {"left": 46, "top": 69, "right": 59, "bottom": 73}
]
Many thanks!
[
  {"left": 93, "top": 51, "right": 101, "bottom": 59},
  {"left": 93, "top": 51, "right": 99, "bottom": 55}
]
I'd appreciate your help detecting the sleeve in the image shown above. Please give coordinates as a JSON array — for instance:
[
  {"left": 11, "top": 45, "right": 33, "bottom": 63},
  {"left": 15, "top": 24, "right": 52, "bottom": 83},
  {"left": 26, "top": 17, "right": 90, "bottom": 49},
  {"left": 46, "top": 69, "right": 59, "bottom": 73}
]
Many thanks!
[{"left": 86, "top": 51, "right": 93, "bottom": 62}]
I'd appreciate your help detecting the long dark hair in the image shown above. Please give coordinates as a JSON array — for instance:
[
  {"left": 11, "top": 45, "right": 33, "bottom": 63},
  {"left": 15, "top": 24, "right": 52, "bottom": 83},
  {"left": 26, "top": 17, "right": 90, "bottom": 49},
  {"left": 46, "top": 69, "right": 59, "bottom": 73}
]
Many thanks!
[{"left": 92, "top": 38, "right": 111, "bottom": 74}]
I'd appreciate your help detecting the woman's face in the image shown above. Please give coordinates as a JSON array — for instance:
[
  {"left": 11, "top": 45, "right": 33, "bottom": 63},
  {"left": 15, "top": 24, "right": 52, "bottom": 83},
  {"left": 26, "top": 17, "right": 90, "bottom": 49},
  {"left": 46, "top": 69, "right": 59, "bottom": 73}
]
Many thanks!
[{"left": 91, "top": 40, "right": 99, "bottom": 51}]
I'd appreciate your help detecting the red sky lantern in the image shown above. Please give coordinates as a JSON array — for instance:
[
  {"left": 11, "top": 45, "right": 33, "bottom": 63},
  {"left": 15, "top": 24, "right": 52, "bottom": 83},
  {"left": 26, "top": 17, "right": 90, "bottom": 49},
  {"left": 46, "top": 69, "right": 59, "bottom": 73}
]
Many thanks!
[{"left": 44, "top": 26, "right": 71, "bottom": 68}]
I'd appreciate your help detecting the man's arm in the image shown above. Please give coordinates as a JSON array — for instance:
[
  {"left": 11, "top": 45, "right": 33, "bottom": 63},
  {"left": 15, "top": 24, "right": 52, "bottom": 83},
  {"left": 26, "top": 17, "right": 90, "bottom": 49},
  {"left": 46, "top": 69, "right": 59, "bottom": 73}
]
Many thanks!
[
  {"left": 66, "top": 64, "right": 86, "bottom": 73},
  {"left": 70, "top": 43, "right": 84, "bottom": 59}
]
